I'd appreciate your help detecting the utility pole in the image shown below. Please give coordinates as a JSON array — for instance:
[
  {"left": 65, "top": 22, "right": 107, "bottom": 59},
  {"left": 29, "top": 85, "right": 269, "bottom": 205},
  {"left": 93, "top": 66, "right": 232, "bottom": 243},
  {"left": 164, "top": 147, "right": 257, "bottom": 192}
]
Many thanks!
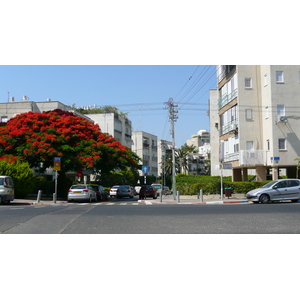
[{"left": 165, "top": 98, "right": 178, "bottom": 200}]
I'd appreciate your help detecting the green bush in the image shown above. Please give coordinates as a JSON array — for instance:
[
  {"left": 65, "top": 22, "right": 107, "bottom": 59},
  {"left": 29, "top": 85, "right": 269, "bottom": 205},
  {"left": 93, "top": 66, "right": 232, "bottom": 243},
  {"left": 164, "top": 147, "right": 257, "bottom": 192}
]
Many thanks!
[
  {"left": 0, "top": 160, "right": 36, "bottom": 198},
  {"left": 176, "top": 174, "right": 270, "bottom": 195}
]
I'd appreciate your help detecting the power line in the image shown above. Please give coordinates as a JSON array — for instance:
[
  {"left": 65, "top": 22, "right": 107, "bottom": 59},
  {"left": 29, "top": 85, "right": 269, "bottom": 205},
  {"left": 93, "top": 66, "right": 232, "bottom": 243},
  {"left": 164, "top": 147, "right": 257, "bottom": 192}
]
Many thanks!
[{"left": 173, "top": 66, "right": 200, "bottom": 100}]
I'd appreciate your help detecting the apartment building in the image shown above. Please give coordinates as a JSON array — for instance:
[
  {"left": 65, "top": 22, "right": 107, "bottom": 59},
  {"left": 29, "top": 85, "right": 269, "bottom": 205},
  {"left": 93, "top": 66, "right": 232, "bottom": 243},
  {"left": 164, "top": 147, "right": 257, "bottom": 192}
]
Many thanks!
[
  {"left": 0, "top": 97, "right": 92, "bottom": 123},
  {"left": 210, "top": 65, "right": 300, "bottom": 181},
  {"left": 187, "top": 129, "right": 210, "bottom": 148},
  {"left": 132, "top": 131, "right": 158, "bottom": 177},
  {"left": 87, "top": 113, "right": 133, "bottom": 149}
]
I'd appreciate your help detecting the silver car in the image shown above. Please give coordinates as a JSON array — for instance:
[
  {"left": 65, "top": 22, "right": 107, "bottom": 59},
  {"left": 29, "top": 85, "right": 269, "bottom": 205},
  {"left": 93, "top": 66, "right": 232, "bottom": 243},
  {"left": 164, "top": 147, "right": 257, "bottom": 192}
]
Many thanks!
[
  {"left": 67, "top": 184, "right": 97, "bottom": 202},
  {"left": 246, "top": 179, "right": 300, "bottom": 204},
  {"left": 0, "top": 176, "right": 14, "bottom": 205},
  {"left": 116, "top": 185, "right": 134, "bottom": 198}
]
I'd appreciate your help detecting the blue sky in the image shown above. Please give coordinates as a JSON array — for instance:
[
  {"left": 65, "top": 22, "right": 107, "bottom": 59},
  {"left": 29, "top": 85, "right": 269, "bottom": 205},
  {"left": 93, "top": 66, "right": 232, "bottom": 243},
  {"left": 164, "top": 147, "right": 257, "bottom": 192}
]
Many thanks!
[{"left": 0, "top": 65, "right": 217, "bottom": 146}]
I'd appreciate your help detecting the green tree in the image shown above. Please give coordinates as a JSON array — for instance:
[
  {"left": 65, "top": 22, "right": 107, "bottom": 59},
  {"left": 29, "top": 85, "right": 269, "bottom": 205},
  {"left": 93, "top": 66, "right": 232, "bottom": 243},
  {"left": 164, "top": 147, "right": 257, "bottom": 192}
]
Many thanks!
[
  {"left": 0, "top": 109, "right": 139, "bottom": 175},
  {"left": 0, "top": 159, "right": 35, "bottom": 198}
]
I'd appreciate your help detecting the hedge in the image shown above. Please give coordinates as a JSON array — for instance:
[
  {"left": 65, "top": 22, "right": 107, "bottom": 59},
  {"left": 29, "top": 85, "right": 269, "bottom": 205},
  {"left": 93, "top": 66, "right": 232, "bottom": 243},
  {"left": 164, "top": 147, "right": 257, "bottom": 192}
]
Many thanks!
[{"left": 175, "top": 174, "right": 270, "bottom": 195}]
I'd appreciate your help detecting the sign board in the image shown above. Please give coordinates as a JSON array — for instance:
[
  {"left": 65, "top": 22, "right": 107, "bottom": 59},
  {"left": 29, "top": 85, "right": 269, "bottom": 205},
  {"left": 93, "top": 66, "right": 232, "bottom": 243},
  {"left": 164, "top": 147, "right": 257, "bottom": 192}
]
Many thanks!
[
  {"left": 223, "top": 163, "right": 232, "bottom": 170},
  {"left": 271, "top": 157, "right": 280, "bottom": 164},
  {"left": 53, "top": 157, "right": 61, "bottom": 171},
  {"left": 142, "top": 166, "right": 149, "bottom": 174}
]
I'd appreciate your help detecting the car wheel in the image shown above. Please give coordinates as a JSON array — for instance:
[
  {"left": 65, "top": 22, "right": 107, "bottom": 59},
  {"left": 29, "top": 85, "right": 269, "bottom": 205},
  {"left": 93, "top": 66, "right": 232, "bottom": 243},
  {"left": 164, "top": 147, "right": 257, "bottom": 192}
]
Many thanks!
[
  {"left": 0, "top": 196, "right": 3, "bottom": 205},
  {"left": 291, "top": 199, "right": 298, "bottom": 203},
  {"left": 259, "top": 194, "right": 270, "bottom": 204}
]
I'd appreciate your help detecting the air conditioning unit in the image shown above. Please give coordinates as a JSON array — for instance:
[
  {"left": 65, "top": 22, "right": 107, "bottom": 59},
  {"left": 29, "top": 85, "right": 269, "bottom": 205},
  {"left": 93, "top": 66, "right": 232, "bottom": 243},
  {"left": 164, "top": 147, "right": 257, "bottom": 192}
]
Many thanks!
[
  {"left": 277, "top": 115, "right": 288, "bottom": 123},
  {"left": 230, "top": 124, "right": 238, "bottom": 131}
]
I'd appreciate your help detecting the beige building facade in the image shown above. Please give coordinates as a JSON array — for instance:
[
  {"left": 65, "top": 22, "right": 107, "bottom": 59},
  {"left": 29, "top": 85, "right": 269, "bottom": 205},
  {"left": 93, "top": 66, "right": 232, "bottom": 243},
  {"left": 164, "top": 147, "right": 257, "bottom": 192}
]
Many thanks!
[
  {"left": 132, "top": 131, "right": 158, "bottom": 177},
  {"left": 210, "top": 65, "right": 300, "bottom": 181},
  {"left": 87, "top": 113, "right": 133, "bottom": 149}
]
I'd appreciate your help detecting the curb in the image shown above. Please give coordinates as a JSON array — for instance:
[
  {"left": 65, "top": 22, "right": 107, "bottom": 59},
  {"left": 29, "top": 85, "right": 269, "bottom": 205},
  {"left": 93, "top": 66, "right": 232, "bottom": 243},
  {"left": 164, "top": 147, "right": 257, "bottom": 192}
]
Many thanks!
[{"left": 138, "top": 199, "right": 250, "bottom": 205}]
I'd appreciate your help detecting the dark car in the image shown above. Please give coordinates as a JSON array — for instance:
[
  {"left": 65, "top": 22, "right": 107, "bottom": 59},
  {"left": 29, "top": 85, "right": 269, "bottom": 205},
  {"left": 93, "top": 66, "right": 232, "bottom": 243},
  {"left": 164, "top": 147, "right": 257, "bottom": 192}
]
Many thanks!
[
  {"left": 139, "top": 185, "right": 157, "bottom": 200},
  {"left": 91, "top": 184, "right": 108, "bottom": 201}
]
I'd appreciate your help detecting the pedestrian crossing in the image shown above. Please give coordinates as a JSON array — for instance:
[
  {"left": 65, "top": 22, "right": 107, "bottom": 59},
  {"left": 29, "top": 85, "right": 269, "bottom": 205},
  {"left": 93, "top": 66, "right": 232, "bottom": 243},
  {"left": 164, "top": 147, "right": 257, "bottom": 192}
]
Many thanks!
[{"left": 75, "top": 201, "right": 153, "bottom": 206}]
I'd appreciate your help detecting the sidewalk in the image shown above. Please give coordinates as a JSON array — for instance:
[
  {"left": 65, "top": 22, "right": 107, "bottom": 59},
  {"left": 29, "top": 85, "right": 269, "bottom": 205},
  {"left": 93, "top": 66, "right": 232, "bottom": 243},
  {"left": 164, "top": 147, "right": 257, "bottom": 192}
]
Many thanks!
[
  {"left": 12, "top": 193, "right": 249, "bottom": 205},
  {"left": 138, "top": 193, "right": 250, "bottom": 205}
]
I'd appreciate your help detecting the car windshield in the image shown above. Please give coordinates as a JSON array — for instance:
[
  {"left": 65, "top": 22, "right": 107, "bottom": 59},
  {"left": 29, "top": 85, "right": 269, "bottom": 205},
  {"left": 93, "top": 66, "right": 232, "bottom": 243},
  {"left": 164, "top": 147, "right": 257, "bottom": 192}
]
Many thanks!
[
  {"left": 71, "top": 185, "right": 86, "bottom": 189},
  {"left": 262, "top": 181, "right": 278, "bottom": 188},
  {"left": 152, "top": 184, "right": 161, "bottom": 189}
]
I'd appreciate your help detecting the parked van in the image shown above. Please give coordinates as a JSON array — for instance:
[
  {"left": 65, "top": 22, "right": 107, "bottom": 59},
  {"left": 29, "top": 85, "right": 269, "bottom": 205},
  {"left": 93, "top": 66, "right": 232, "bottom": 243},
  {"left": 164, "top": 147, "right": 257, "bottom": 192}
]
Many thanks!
[{"left": 0, "top": 176, "right": 14, "bottom": 204}]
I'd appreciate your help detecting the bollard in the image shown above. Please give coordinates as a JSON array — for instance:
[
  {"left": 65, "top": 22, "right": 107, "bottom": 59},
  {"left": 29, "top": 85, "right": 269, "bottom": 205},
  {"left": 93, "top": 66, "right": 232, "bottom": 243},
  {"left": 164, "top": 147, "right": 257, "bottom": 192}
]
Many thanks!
[
  {"left": 159, "top": 191, "right": 162, "bottom": 203},
  {"left": 177, "top": 191, "right": 180, "bottom": 203},
  {"left": 53, "top": 193, "right": 57, "bottom": 204},
  {"left": 36, "top": 190, "right": 42, "bottom": 203},
  {"left": 199, "top": 189, "right": 203, "bottom": 202}
]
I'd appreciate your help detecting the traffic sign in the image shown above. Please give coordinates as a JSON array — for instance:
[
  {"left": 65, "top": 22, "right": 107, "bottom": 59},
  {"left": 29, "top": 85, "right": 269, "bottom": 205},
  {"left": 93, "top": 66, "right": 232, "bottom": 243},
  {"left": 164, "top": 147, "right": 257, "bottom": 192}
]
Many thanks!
[
  {"left": 142, "top": 166, "right": 149, "bottom": 173},
  {"left": 53, "top": 157, "right": 61, "bottom": 171},
  {"left": 271, "top": 157, "right": 280, "bottom": 164}
]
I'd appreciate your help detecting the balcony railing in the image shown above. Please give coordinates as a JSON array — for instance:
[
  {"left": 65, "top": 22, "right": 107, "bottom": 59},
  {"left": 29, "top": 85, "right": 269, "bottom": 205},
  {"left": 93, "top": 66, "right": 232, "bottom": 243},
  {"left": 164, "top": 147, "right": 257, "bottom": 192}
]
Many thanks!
[
  {"left": 223, "top": 152, "right": 239, "bottom": 162},
  {"left": 218, "top": 88, "right": 238, "bottom": 109},
  {"left": 240, "top": 150, "right": 267, "bottom": 166},
  {"left": 221, "top": 119, "right": 238, "bottom": 135}
]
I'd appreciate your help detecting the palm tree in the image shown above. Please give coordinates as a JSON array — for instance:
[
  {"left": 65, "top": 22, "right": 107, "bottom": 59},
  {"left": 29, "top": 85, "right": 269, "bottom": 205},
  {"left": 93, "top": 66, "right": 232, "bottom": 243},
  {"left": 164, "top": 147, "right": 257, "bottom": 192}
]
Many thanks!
[{"left": 176, "top": 144, "right": 198, "bottom": 174}]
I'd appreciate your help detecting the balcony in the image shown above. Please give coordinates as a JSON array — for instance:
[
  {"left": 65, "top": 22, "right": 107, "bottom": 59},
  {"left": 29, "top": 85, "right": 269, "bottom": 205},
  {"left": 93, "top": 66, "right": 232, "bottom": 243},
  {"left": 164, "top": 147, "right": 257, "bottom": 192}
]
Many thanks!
[
  {"left": 240, "top": 150, "right": 267, "bottom": 166},
  {"left": 223, "top": 152, "right": 239, "bottom": 163},
  {"left": 221, "top": 120, "right": 238, "bottom": 135},
  {"left": 218, "top": 88, "right": 238, "bottom": 110}
]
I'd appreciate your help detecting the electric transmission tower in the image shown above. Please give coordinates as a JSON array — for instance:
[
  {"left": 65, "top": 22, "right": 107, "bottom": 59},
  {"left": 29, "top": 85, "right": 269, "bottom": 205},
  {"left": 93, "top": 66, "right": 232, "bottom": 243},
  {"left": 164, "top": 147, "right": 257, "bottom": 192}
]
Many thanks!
[{"left": 165, "top": 98, "right": 178, "bottom": 200}]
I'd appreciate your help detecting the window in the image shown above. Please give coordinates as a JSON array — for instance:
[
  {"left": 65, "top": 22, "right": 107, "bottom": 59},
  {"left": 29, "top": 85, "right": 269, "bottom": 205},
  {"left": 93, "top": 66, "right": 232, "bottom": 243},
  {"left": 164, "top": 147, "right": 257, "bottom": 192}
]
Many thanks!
[
  {"left": 0, "top": 116, "right": 8, "bottom": 122},
  {"left": 277, "top": 105, "right": 285, "bottom": 116},
  {"left": 278, "top": 138, "right": 286, "bottom": 150},
  {"left": 265, "top": 106, "right": 269, "bottom": 119},
  {"left": 245, "top": 77, "right": 252, "bottom": 88},
  {"left": 246, "top": 141, "right": 254, "bottom": 150},
  {"left": 276, "top": 71, "right": 284, "bottom": 83},
  {"left": 234, "top": 143, "right": 239, "bottom": 153},
  {"left": 245, "top": 109, "right": 253, "bottom": 120},
  {"left": 264, "top": 74, "right": 268, "bottom": 86}
]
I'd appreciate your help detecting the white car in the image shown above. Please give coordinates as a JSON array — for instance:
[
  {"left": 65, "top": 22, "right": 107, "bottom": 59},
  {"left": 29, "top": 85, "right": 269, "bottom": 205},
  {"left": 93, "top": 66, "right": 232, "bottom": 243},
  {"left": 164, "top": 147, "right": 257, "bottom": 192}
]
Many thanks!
[
  {"left": 151, "top": 183, "right": 162, "bottom": 196},
  {"left": 67, "top": 184, "right": 97, "bottom": 202},
  {"left": 246, "top": 179, "right": 300, "bottom": 204},
  {"left": 109, "top": 185, "right": 120, "bottom": 198},
  {"left": 0, "top": 176, "right": 14, "bottom": 205}
]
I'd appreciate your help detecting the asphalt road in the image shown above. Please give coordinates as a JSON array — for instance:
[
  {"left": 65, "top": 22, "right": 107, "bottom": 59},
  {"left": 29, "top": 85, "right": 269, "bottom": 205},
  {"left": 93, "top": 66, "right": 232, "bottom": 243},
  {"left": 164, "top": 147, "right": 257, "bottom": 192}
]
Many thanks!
[{"left": 1, "top": 200, "right": 300, "bottom": 234}]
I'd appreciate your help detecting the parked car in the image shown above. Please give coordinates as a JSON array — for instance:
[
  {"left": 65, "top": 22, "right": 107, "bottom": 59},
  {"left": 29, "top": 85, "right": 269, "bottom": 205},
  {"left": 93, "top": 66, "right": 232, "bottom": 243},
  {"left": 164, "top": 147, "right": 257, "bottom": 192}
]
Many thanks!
[
  {"left": 116, "top": 185, "right": 134, "bottom": 198},
  {"left": 67, "top": 184, "right": 97, "bottom": 202},
  {"left": 91, "top": 184, "right": 108, "bottom": 201},
  {"left": 246, "top": 179, "right": 300, "bottom": 204},
  {"left": 139, "top": 185, "right": 158, "bottom": 199},
  {"left": 163, "top": 186, "right": 171, "bottom": 195},
  {"left": 109, "top": 185, "right": 120, "bottom": 198},
  {"left": 0, "top": 175, "right": 14, "bottom": 205},
  {"left": 151, "top": 183, "right": 162, "bottom": 196}
]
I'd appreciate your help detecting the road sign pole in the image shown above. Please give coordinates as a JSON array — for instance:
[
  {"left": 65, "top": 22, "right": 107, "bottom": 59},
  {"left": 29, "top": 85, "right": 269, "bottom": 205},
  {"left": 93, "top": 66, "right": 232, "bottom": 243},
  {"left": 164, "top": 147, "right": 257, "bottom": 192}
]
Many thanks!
[{"left": 53, "top": 170, "right": 57, "bottom": 204}]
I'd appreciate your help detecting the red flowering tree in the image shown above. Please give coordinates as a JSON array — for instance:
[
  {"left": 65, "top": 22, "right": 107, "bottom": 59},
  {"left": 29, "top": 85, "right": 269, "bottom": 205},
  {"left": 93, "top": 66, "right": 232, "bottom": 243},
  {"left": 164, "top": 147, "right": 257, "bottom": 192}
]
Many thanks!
[{"left": 0, "top": 109, "right": 140, "bottom": 175}]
